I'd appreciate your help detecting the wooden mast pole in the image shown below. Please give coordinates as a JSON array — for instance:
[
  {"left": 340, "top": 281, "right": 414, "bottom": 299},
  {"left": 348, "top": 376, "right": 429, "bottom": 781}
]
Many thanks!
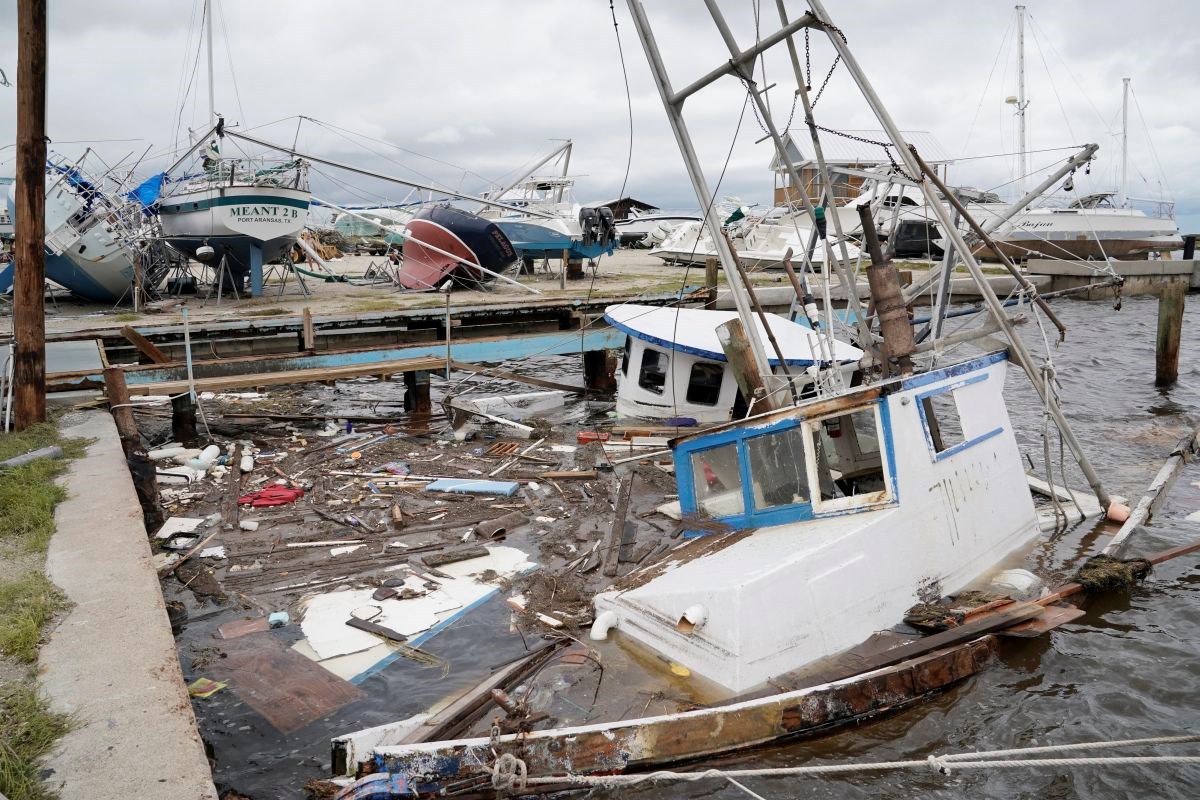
[{"left": 13, "top": 0, "right": 48, "bottom": 430}]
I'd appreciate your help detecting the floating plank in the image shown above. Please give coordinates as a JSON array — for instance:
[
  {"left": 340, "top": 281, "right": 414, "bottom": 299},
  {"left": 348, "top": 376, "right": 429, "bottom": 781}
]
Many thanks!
[
  {"left": 213, "top": 633, "right": 364, "bottom": 735},
  {"left": 997, "top": 604, "right": 1086, "bottom": 637},
  {"left": 423, "top": 478, "right": 519, "bottom": 496}
]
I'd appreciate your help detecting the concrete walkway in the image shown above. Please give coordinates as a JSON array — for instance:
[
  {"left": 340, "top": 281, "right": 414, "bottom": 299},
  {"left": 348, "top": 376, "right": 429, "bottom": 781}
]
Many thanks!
[{"left": 39, "top": 411, "right": 217, "bottom": 800}]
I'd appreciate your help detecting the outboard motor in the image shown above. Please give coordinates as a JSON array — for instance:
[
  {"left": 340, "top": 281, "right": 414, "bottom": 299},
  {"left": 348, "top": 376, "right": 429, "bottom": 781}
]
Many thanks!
[
  {"left": 578, "top": 207, "right": 599, "bottom": 247},
  {"left": 598, "top": 206, "right": 616, "bottom": 248}
]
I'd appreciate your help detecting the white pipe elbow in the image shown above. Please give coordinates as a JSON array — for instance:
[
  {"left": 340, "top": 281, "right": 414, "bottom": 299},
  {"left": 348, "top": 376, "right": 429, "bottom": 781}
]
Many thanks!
[{"left": 590, "top": 610, "right": 619, "bottom": 641}]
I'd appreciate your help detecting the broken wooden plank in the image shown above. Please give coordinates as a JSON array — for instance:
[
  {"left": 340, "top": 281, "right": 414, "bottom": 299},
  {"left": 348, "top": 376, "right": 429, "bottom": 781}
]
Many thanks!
[
  {"left": 1105, "top": 424, "right": 1200, "bottom": 557},
  {"left": 216, "top": 617, "right": 270, "bottom": 640},
  {"left": 346, "top": 616, "right": 408, "bottom": 643},
  {"left": 120, "top": 325, "right": 169, "bottom": 364},
  {"left": 602, "top": 475, "right": 635, "bottom": 578},
  {"left": 997, "top": 604, "right": 1086, "bottom": 637},
  {"left": 422, "top": 546, "right": 489, "bottom": 569},
  {"left": 540, "top": 470, "right": 598, "bottom": 480}
]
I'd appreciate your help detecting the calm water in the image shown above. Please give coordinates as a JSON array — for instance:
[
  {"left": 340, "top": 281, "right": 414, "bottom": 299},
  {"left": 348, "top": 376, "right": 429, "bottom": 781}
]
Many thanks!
[
  {"left": 626, "top": 294, "right": 1200, "bottom": 799},
  {"left": 196, "top": 295, "right": 1200, "bottom": 798}
]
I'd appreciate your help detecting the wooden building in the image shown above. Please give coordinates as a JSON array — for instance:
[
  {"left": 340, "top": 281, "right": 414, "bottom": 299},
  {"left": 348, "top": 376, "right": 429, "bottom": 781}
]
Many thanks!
[{"left": 770, "top": 131, "right": 952, "bottom": 206}]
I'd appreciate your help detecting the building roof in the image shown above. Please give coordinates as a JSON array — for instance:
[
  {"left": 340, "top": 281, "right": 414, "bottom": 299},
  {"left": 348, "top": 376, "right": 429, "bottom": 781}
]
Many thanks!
[
  {"left": 769, "top": 131, "right": 951, "bottom": 171},
  {"left": 604, "top": 304, "right": 862, "bottom": 367}
]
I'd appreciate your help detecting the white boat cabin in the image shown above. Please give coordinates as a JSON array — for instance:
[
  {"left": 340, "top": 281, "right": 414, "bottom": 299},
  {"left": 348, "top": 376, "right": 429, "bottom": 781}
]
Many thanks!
[
  {"left": 592, "top": 350, "right": 1041, "bottom": 694},
  {"left": 605, "top": 304, "right": 863, "bottom": 424}
]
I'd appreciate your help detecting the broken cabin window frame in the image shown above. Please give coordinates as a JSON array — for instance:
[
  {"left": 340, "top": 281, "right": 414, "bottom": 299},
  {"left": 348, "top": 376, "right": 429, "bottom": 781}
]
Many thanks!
[
  {"left": 684, "top": 361, "right": 725, "bottom": 406},
  {"left": 914, "top": 373, "right": 1003, "bottom": 462},
  {"left": 801, "top": 401, "right": 896, "bottom": 516},
  {"left": 637, "top": 345, "right": 668, "bottom": 395},
  {"left": 674, "top": 397, "right": 898, "bottom": 533}
]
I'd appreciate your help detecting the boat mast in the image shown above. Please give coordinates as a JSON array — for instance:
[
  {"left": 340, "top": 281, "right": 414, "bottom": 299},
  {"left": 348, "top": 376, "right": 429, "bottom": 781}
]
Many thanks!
[
  {"left": 205, "top": 0, "right": 215, "bottom": 127},
  {"left": 1119, "top": 76, "right": 1130, "bottom": 208},
  {"left": 804, "top": 0, "right": 1111, "bottom": 511},
  {"left": 1014, "top": 4, "right": 1027, "bottom": 196},
  {"left": 624, "top": 0, "right": 778, "bottom": 393}
]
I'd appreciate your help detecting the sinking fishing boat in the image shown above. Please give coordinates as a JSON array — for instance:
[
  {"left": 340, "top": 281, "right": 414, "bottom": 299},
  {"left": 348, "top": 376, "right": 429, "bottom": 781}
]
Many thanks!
[
  {"left": 320, "top": 3, "right": 1173, "bottom": 795},
  {"left": 398, "top": 205, "right": 519, "bottom": 290},
  {"left": 606, "top": 303, "right": 861, "bottom": 423}
]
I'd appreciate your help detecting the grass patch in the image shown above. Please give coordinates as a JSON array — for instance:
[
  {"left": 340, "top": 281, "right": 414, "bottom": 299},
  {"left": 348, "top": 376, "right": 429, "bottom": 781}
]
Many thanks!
[
  {"left": 112, "top": 312, "right": 141, "bottom": 323},
  {"left": 0, "top": 574, "right": 67, "bottom": 664},
  {"left": 244, "top": 306, "right": 291, "bottom": 317},
  {"left": 351, "top": 299, "right": 399, "bottom": 312},
  {"left": 0, "top": 683, "right": 71, "bottom": 800},
  {"left": 0, "top": 424, "right": 87, "bottom": 553}
]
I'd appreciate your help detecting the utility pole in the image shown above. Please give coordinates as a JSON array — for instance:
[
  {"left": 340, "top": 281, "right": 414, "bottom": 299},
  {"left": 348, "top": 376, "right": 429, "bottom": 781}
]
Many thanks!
[{"left": 13, "top": 0, "right": 48, "bottom": 430}]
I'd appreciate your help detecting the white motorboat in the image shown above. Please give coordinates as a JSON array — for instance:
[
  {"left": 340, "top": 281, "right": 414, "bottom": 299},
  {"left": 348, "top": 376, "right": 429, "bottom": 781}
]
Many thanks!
[{"left": 606, "top": 303, "right": 861, "bottom": 423}]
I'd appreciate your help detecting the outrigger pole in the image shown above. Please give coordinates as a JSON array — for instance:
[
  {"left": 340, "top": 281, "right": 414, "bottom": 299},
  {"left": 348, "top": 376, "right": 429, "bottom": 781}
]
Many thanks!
[{"left": 803, "top": 0, "right": 1111, "bottom": 510}]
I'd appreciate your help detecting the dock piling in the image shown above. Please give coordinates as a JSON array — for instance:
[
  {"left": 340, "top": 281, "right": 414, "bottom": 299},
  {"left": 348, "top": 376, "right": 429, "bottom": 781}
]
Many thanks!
[
  {"left": 583, "top": 349, "right": 618, "bottom": 394},
  {"left": 404, "top": 371, "right": 432, "bottom": 414},
  {"left": 1155, "top": 280, "right": 1186, "bottom": 387}
]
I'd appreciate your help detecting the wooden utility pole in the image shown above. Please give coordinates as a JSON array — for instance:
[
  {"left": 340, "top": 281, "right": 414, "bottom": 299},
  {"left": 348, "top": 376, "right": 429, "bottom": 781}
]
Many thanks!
[
  {"left": 13, "top": 0, "right": 48, "bottom": 429},
  {"left": 717, "top": 318, "right": 772, "bottom": 414}
]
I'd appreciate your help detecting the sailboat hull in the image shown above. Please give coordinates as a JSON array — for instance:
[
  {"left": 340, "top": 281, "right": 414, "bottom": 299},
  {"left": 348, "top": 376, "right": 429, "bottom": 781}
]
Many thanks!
[{"left": 159, "top": 185, "right": 310, "bottom": 269}]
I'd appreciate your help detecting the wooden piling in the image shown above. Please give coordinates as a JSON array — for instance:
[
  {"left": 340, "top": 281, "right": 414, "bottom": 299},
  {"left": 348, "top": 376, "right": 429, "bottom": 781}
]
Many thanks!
[
  {"left": 704, "top": 257, "right": 719, "bottom": 310},
  {"left": 301, "top": 307, "right": 315, "bottom": 352},
  {"left": 717, "top": 318, "right": 771, "bottom": 414},
  {"left": 104, "top": 366, "right": 164, "bottom": 531},
  {"left": 566, "top": 259, "right": 585, "bottom": 281},
  {"left": 12, "top": 0, "right": 48, "bottom": 429},
  {"left": 1155, "top": 280, "right": 1185, "bottom": 387},
  {"left": 857, "top": 205, "right": 914, "bottom": 377},
  {"left": 404, "top": 370, "right": 432, "bottom": 414},
  {"left": 583, "top": 349, "right": 617, "bottom": 394},
  {"left": 172, "top": 393, "right": 198, "bottom": 443}
]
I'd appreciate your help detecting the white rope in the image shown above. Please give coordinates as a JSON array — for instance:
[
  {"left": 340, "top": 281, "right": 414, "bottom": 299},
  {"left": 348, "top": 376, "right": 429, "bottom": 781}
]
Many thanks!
[{"left": 507, "top": 734, "right": 1200, "bottom": 790}]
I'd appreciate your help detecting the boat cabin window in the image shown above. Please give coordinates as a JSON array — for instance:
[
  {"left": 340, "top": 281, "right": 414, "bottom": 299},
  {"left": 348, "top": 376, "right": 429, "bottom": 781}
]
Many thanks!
[
  {"left": 689, "top": 443, "right": 744, "bottom": 518},
  {"left": 920, "top": 392, "right": 964, "bottom": 454},
  {"left": 747, "top": 426, "right": 809, "bottom": 509},
  {"left": 622, "top": 335, "right": 632, "bottom": 376},
  {"left": 685, "top": 363, "right": 724, "bottom": 406},
  {"left": 805, "top": 406, "right": 889, "bottom": 509},
  {"left": 638, "top": 348, "right": 667, "bottom": 394}
]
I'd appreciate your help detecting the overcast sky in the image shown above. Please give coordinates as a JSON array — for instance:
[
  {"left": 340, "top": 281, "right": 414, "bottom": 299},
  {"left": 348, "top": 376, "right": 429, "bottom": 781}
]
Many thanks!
[{"left": 1, "top": 1, "right": 1197, "bottom": 233}]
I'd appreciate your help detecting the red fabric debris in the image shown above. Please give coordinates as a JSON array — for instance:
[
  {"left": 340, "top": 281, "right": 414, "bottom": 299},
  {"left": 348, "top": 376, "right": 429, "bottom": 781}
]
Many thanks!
[{"left": 238, "top": 486, "right": 305, "bottom": 507}]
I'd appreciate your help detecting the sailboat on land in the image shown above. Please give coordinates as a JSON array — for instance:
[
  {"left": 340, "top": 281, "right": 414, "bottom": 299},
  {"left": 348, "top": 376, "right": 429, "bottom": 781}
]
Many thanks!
[
  {"left": 1, "top": 152, "right": 149, "bottom": 303},
  {"left": 156, "top": 0, "right": 311, "bottom": 294}
]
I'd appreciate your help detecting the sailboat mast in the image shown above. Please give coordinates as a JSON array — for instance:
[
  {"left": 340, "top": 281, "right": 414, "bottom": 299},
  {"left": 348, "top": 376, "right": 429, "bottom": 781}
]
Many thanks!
[
  {"left": 205, "top": 0, "right": 215, "bottom": 127},
  {"left": 1015, "top": 4, "right": 1027, "bottom": 196},
  {"left": 1119, "top": 76, "right": 1130, "bottom": 208}
]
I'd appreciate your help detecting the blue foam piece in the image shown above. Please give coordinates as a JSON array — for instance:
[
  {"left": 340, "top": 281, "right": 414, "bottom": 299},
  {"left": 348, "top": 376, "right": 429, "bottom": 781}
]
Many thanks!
[{"left": 423, "top": 478, "right": 519, "bottom": 496}]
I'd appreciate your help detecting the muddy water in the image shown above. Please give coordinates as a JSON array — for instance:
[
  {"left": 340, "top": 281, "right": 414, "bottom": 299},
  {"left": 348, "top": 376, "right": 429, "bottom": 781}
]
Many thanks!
[
  {"left": 626, "top": 294, "right": 1200, "bottom": 799},
  {"left": 196, "top": 295, "right": 1200, "bottom": 798}
]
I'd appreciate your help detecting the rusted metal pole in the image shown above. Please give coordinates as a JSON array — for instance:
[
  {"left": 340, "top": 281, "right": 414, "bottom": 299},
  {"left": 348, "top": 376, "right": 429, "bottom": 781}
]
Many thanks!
[
  {"left": 12, "top": 0, "right": 48, "bottom": 429},
  {"left": 1155, "top": 280, "right": 1185, "bottom": 387},
  {"left": 857, "top": 205, "right": 914, "bottom": 377}
]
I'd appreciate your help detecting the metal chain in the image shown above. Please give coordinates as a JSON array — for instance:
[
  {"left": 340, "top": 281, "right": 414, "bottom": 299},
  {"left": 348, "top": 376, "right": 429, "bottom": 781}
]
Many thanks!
[
  {"left": 808, "top": 20, "right": 847, "bottom": 109},
  {"left": 805, "top": 121, "right": 919, "bottom": 183}
]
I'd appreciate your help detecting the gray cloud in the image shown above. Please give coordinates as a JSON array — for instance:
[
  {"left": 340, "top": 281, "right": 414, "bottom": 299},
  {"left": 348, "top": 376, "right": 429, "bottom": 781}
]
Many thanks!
[{"left": 0, "top": 1, "right": 1196, "bottom": 231}]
